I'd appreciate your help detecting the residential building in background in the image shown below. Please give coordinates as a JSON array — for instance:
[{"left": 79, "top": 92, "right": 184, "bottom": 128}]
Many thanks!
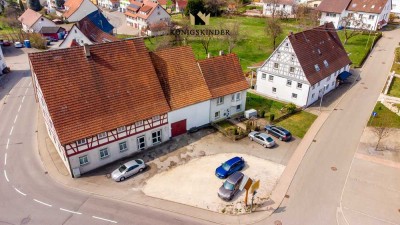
[
  {"left": 392, "top": 0, "right": 400, "bottom": 15},
  {"left": 317, "top": 0, "right": 392, "bottom": 30},
  {"left": 174, "top": 0, "right": 187, "bottom": 12},
  {"left": 63, "top": 0, "right": 99, "bottom": 22},
  {"left": 255, "top": 23, "right": 351, "bottom": 107},
  {"left": 261, "top": 0, "right": 297, "bottom": 17},
  {"left": 18, "top": 9, "right": 57, "bottom": 33},
  {"left": 98, "top": 0, "right": 120, "bottom": 10}
]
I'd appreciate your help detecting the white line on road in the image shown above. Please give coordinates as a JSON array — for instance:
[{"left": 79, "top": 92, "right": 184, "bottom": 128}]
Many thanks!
[
  {"left": 13, "top": 187, "right": 27, "bottom": 196},
  {"left": 9, "top": 126, "right": 13, "bottom": 136},
  {"left": 92, "top": 216, "right": 118, "bottom": 224},
  {"left": 33, "top": 199, "right": 52, "bottom": 207},
  {"left": 21, "top": 96, "right": 25, "bottom": 103},
  {"left": 28, "top": 81, "right": 32, "bottom": 87},
  {"left": 24, "top": 88, "right": 28, "bottom": 95},
  {"left": 60, "top": 208, "right": 82, "bottom": 215},
  {"left": 4, "top": 170, "right": 9, "bottom": 182},
  {"left": 6, "top": 139, "right": 9, "bottom": 149},
  {"left": 4, "top": 153, "right": 7, "bottom": 166},
  {"left": 14, "top": 115, "right": 18, "bottom": 124},
  {"left": 18, "top": 104, "right": 22, "bottom": 112}
]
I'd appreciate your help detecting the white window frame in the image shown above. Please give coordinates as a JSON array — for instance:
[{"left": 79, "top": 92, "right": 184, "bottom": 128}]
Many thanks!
[
  {"left": 79, "top": 155, "right": 89, "bottom": 166},
  {"left": 135, "top": 121, "right": 143, "bottom": 127},
  {"left": 272, "top": 87, "right": 277, "bottom": 93},
  {"left": 236, "top": 105, "right": 241, "bottom": 111},
  {"left": 368, "top": 15, "right": 374, "bottom": 20},
  {"left": 99, "top": 148, "right": 110, "bottom": 159},
  {"left": 152, "top": 130, "right": 162, "bottom": 144},
  {"left": 261, "top": 73, "right": 267, "bottom": 80},
  {"left": 97, "top": 132, "right": 107, "bottom": 140},
  {"left": 231, "top": 94, "right": 235, "bottom": 102},
  {"left": 274, "top": 63, "right": 279, "bottom": 69},
  {"left": 236, "top": 93, "right": 241, "bottom": 101},
  {"left": 268, "top": 75, "right": 274, "bottom": 82},
  {"left": 287, "top": 80, "right": 292, "bottom": 86},
  {"left": 152, "top": 115, "right": 160, "bottom": 121},
  {"left": 215, "top": 111, "right": 220, "bottom": 119},
  {"left": 76, "top": 138, "right": 87, "bottom": 146},
  {"left": 119, "top": 141, "right": 128, "bottom": 152},
  {"left": 312, "top": 93, "right": 315, "bottom": 98},
  {"left": 292, "top": 93, "right": 297, "bottom": 99},
  {"left": 289, "top": 67, "right": 295, "bottom": 73},
  {"left": 297, "top": 83, "right": 303, "bottom": 89},
  {"left": 217, "top": 97, "right": 224, "bottom": 105},
  {"left": 137, "top": 136, "right": 146, "bottom": 151},
  {"left": 117, "top": 126, "right": 126, "bottom": 133}
]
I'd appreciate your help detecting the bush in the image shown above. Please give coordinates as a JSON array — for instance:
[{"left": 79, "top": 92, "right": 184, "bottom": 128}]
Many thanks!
[
  {"left": 395, "top": 48, "right": 400, "bottom": 63},
  {"left": 259, "top": 109, "right": 265, "bottom": 118},
  {"left": 269, "top": 113, "right": 275, "bottom": 122},
  {"left": 285, "top": 103, "right": 297, "bottom": 114},
  {"left": 29, "top": 33, "right": 47, "bottom": 49}
]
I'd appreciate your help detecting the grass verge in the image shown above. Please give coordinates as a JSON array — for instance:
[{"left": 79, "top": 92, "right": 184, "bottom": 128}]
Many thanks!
[
  {"left": 388, "top": 77, "right": 400, "bottom": 98},
  {"left": 276, "top": 111, "right": 317, "bottom": 138},
  {"left": 368, "top": 102, "right": 400, "bottom": 128}
]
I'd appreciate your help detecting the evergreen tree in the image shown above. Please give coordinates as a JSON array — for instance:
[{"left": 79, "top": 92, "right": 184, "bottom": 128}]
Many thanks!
[
  {"left": 19, "top": 0, "right": 25, "bottom": 11},
  {"left": 28, "top": 0, "right": 42, "bottom": 12},
  {"left": 55, "top": 0, "right": 65, "bottom": 8},
  {"left": 184, "top": 0, "right": 205, "bottom": 17}
]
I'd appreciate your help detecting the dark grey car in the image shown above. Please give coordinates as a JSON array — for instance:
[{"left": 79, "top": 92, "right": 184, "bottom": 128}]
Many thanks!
[{"left": 218, "top": 171, "right": 244, "bottom": 201}]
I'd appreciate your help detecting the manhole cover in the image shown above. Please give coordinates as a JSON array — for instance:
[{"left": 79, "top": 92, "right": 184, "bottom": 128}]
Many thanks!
[
  {"left": 313, "top": 140, "right": 317, "bottom": 142},
  {"left": 361, "top": 82, "right": 365, "bottom": 84},
  {"left": 44, "top": 171, "right": 48, "bottom": 174},
  {"left": 285, "top": 194, "right": 290, "bottom": 198},
  {"left": 331, "top": 167, "right": 337, "bottom": 171},
  {"left": 364, "top": 87, "right": 368, "bottom": 89},
  {"left": 382, "top": 62, "right": 386, "bottom": 64},
  {"left": 274, "top": 220, "right": 282, "bottom": 225}
]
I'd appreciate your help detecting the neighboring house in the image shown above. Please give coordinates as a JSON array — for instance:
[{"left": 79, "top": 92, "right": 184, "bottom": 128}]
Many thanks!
[
  {"left": 261, "top": 0, "right": 297, "bottom": 17},
  {"left": 255, "top": 23, "right": 351, "bottom": 107},
  {"left": 63, "top": 0, "right": 98, "bottom": 22},
  {"left": 198, "top": 54, "right": 249, "bottom": 122},
  {"left": 317, "top": 0, "right": 392, "bottom": 30},
  {"left": 392, "top": 0, "right": 400, "bottom": 15},
  {"left": 150, "top": 46, "right": 212, "bottom": 136},
  {"left": 85, "top": 9, "right": 115, "bottom": 34},
  {"left": 18, "top": 9, "right": 57, "bottom": 33},
  {"left": 0, "top": 47, "right": 8, "bottom": 75},
  {"left": 175, "top": 0, "right": 187, "bottom": 12},
  {"left": 125, "top": 1, "right": 170, "bottom": 35},
  {"left": 59, "top": 15, "right": 118, "bottom": 48},
  {"left": 98, "top": 0, "right": 120, "bottom": 10},
  {"left": 38, "top": 26, "right": 66, "bottom": 40},
  {"left": 29, "top": 39, "right": 172, "bottom": 177}
]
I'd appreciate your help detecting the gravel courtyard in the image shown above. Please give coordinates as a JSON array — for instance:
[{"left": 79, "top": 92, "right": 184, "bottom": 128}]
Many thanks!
[{"left": 143, "top": 153, "right": 285, "bottom": 214}]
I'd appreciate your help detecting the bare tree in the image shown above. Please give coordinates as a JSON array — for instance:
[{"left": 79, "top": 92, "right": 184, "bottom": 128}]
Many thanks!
[
  {"left": 340, "top": 14, "right": 368, "bottom": 45},
  {"left": 295, "top": 6, "right": 320, "bottom": 30},
  {"left": 204, "top": 0, "right": 227, "bottom": 16},
  {"left": 198, "top": 32, "right": 214, "bottom": 55},
  {"left": 222, "top": 21, "right": 242, "bottom": 53},
  {"left": 371, "top": 127, "right": 390, "bottom": 151},
  {"left": 265, "top": 17, "right": 282, "bottom": 50}
]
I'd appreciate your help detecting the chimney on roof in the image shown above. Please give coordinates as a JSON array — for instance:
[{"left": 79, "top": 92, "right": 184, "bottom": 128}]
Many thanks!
[
  {"left": 207, "top": 52, "right": 212, "bottom": 58},
  {"left": 219, "top": 50, "right": 224, "bottom": 56},
  {"left": 83, "top": 44, "right": 91, "bottom": 58},
  {"left": 289, "top": 31, "right": 293, "bottom": 36}
]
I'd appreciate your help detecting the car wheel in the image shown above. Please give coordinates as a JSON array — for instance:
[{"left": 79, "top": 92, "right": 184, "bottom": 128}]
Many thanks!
[
  {"left": 139, "top": 168, "right": 144, "bottom": 172},
  {"left": 279, "top": 137, "right": 283, "bottom": 141},
  {"left": 266, "top": 130, "right": 269, "bottom": 134},
  {"left": 263, "top": 144, "right": 267, "bottom": 148},
  {"left": 250, "top": 137, "right": 253, "bottom": 141},
  {"left": 119, "top": 176, "right": 125, "bottom": 182}
]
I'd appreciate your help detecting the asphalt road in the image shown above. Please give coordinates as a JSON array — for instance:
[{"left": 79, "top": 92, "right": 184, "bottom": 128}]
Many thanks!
[{"left": 0, "top": 47, "right": 212, "bottom": 225}]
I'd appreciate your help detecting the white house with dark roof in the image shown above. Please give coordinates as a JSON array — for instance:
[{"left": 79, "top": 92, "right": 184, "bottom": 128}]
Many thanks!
[
  {"left": 317, "top": 0, "right": 392, "bottom": 30},
  {"left": 255, "top": 23, "right": 351, "bottom": 107},
  {"left": 63, "top": 0, "right": 98, "bottom": 22},
  {"left": 393, "top": 0, "right": 400, "bottom": 15},
  {"left": 18, "top": 9, "right": 57, "bottom": 33}
]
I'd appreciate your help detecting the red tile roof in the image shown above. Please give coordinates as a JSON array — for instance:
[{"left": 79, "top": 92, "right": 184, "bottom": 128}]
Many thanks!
[
  {"left": 288, "top": 22, "right": 351, "bottom": 85},
  {"left": 77, "top": 17, "right": 119, "bottom": 43},
  {"left": 316, "top": 0, "right": 351, "bottom": 13},
  {"left": 346, "top": 0, "right": 388, "bottom": 14},
  {"left": 175, "top": 0, "right": 187, "bottom": 8},
  {"left": 125, "top": 1, "right": 159, "bottom": 20},
  {"left": 261, "top": 0, "right": 296, "bottom": 5},
  {"left": 150, "top": 46, "right": 212, "bottom": 110},
  {"left": 29, "top": 39, "right": 170, "bottom": 145},
  {"left": 18, "top": 9, "right": 43, "bottom": 28},
  {"left": 63, "top": 0, "right": 85, "bottom": 19},
  {"left": 198, "top": 54, "right": 248, "bottom": 98}
]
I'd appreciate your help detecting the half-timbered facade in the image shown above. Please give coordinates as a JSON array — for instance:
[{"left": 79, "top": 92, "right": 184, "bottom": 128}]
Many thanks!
[{"left": 256, "top": 23, "right": 351, "bottom": 107}]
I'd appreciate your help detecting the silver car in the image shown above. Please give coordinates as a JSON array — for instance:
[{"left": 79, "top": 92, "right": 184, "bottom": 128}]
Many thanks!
[
  {"left": 248, "top": 131, "right": 275, "bottom": 148},
  {"left": 111, "top": 159, "right": 146, "bottom": 182},
  {"left": 218, "top": 171, "right": 244, "bottom": 201}
]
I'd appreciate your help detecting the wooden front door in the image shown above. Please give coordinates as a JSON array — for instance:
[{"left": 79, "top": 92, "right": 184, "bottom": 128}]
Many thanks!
[{"left": 171, "top": 119, "right": 187, "bottom": 137}]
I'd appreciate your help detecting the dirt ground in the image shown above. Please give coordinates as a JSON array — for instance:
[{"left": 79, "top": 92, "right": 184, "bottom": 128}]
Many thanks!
[{"left": 142, "top": 153, "right": 285, "bottom": 215}]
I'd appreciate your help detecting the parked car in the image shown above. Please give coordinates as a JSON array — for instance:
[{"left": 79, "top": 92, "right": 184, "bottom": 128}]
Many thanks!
[
  {"left": 111, "top": 159, "right": 146, "bottom": 182},
  {"left": 45, "top": 36, "right": 58, "bottom": 42},
  {"left": 14, "top": 42, "right": 23, "bottom": 48},
  {"left": 264, "top": 125, "right": 292, "bottom": 141},
  {"left": 218, "top": 171, "right": 244, "bottom": 201},
  {"left": 215, "top": 156, "right": 245, "bottom": 179},
  {"left": 248, "top": 131, "right": 275, "bottom": 148},
  {"left": 2, "top": 40, "right": 11, "bottom": 46}
]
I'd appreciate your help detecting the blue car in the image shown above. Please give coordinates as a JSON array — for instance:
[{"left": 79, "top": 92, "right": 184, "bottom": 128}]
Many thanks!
[{"left": 215, "top": 157, "right": 245, "bottom": 179}]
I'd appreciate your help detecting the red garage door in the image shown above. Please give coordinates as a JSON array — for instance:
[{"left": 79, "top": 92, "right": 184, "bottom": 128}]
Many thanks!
[{"left": 171, "top": 119, "right": 187, "bottom": 137}]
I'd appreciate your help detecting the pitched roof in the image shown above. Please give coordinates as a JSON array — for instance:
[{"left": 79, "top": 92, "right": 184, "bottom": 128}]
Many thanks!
[
  {"left": 316, "top": 0, "right": 351, "bottom": 13},
  {"left": 261, "top": 0, "right": 296, "bottom": 5},
  {"left": 77, "top": 17, "right": 119, "bottom": 43},
  {"left": 29, "top": 39, "right": 171, "bottom": 145},
  {"left": 346, "top": 0, "right": 389, "bottom": 14},
  {"left": 63, "top": 0, "right": 85, "bottom": 19},
  {"left": 175, "top": 0, "right": 187, "bottom": 8},
  {"left": 86, "top": 10, "right": 114, "bottom": 34},
  {"left": 18, "top": 9, "right": 43, "bottom": 28},
  {"left": 125, "top": 1, "right": 162, "bottom": 20},
  {"left": 150, "top": 46, "right": 212, "bottom": 110},
  {"left": 38, "top": 26, "right": 64, "bottom": 34},
  {"left": 288, "top": 22, "right": 351, "bottom": 85},
  {"left": 198, "top": 54, "right": 248, "bottom": 98}
]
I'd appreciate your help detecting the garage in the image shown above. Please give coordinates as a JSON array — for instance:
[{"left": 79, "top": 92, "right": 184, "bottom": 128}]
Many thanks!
[{"left": 171, "top": 119, "right": 187, "bottom": 137}]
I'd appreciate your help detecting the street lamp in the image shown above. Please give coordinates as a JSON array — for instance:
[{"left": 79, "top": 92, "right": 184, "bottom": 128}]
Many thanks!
[{"left": 319, "top": 84, "right": 328, "bottom": 112}]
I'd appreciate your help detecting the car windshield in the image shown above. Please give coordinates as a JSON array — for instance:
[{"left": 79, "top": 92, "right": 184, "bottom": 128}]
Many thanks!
[
  {"left": 222, "top": 163, "right": 230, "bottom": 171},
  {"left": 135, "top": 159, "right": 142, "bottom": 164},
  {"left": 223, "top": 180, "right": 235, "bottom": 191},
  {"left": 118, "top": 165, "right": 127, "bottom": 173},
  {"left": 267, "top": 137, "right": 273, "bottom": 142}
]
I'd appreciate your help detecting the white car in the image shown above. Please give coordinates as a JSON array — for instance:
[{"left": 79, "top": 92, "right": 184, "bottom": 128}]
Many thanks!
[
  {"left": 111, "top": 159, "right": 146, "bottom": 182},
  {"left": 14, "top": 42, "right": 23, "bottom": 48},
  {"left": 248, "top": 131, "right": 276, "bottom": 148}
]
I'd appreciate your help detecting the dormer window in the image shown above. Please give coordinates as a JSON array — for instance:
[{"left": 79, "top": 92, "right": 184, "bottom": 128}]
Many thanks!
[
  {"left": 323, "top": 60, "right": 329, "bottom": 67},
  {"left": 317, "top": 49, "right": 321, "bottom": 55},
  {"left": 371, "top": 5, "right": 375, "bottom": 8},
  {"left": 315, "top": 64, "right": 320, "bottom": 72}
]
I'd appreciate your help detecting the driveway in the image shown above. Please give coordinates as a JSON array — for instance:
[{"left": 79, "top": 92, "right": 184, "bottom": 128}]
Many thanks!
[{"left": 102, "top": 10, "right": 140, "bottom": 36}]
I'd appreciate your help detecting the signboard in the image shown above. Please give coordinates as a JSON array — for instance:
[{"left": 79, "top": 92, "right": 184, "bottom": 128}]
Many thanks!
[
  {"left": 239, "top": 175, "right": 252, "bottom": 191},
  {"left": 372, "top": 112, "right": 377, "bottom": 117},
  {"left": 249, "top": 180, "right": 260, "bottom": 194}
]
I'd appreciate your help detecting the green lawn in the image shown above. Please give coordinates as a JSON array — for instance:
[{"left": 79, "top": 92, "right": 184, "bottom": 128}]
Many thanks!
[
  {"left": 388, "top": 77, "right": 400, "bottom": 98},
  {"left": 246, "top": 92, "right": 286, "bottom": 118},
  {"left": 368, "top": 102, "right": 400, "bottom": 128},
  {"left": 392, "top": 47, "right": 400, "bottom": 74},
  {"left": 276, "top": 111, "right": 317, "bottom": 138}
]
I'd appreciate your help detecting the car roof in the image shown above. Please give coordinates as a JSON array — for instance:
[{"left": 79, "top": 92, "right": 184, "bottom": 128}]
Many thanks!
[
  {"left": 227, "top": 171, "right": 244, "bottom": 183},
  {"left": 124, "top": 159, "right": 142, "bottom": 167},
  {"left": 225, "top": 156, "right": 243, "bottom": 166},
  {"left": 259, "top": 133, "right": 271, "bottom": 138},
  {"left": 276, "top": 127, "right": 290, "bottom": 134}
]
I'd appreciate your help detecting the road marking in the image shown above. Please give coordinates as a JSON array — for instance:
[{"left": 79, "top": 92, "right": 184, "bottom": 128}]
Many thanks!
[
  {"left": 4, "top": 153, "right": 7, "bottom": 166},
  {"left": 14, "top": 115, "right": 18, "bottom": 124},
  {"left": 21, "top": 96, "right": 25, "bottom": 103},
  {"left": 18, "top": 104, "right": 22, "bottom": 112},
  {"left": 14, "top": 187, "right": 27, "bottom": 196},
  {"left": 60, "top": 208, "right": 82, "bottom": 215},
  {"left": 4, "top": 170, "right": 9, "bottom": 182},
  {"left": 6, "top": 139, "right": 9, "bottom": 149},
  {"left": 24, "top": 88, "right": 28, "bottom": 95},
  {"left": 28, "top": 81, "right": 32, "bottom": 87},
  {"left": 9, "top": 126, "right": 13, "bottom": 135},
  {"left": 33, "top": 199, "right": 52, "bottom": 207},
  {"left": 92, "top": 216, "right": 117, "bottom": 224}
]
